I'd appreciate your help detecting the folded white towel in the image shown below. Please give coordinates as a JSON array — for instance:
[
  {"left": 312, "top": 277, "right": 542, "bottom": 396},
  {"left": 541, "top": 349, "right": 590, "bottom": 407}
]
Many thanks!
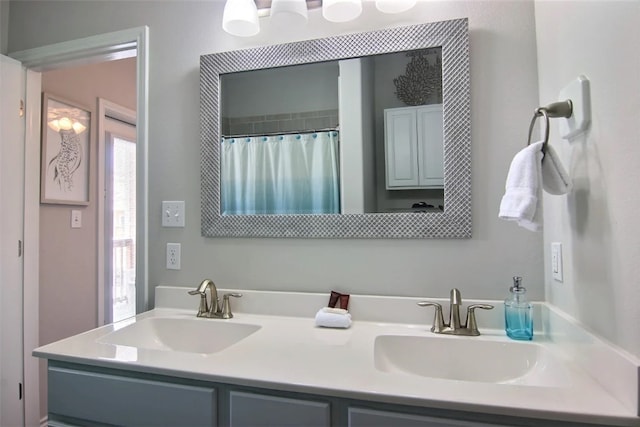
[
  {"left": 499, "top": 141, "right": 572, "bottom": 231},
  {"left": 315, "top": 307, "right": 352, "bottom": 329},
  {"left": 499, "top": 141, "right": 545, "bottom": 231}
]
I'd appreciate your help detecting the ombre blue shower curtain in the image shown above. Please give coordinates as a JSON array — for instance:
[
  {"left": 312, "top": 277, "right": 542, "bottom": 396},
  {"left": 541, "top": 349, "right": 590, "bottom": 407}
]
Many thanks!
[{"left": 221, "top": 131, "right": 340, "bottom": 215}]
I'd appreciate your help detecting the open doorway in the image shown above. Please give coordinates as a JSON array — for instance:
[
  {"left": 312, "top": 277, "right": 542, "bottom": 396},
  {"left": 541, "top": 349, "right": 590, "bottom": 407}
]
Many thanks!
[
  {"left": 9, "top": 26, "right": 148, "bottom": 424},
  {"left": 40, "top": 56, "right": 137, "bottom": 333}
]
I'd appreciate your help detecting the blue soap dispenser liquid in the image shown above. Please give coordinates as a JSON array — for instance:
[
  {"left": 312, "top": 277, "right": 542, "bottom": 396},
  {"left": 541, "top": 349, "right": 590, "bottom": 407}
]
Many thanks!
[{"left": 504, "top": 276, "right": 533, "bottom": 340}]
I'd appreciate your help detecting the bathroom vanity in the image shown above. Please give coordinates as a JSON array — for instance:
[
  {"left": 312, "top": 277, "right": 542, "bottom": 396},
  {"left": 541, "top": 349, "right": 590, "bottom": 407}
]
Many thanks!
[{"left": 35, "top": 287, "right": 639, "bottom": 427}]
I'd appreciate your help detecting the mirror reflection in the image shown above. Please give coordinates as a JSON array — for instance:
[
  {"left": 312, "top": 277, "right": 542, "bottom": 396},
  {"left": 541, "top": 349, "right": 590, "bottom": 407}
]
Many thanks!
[
  {"left": 219, "top": 48, "right": 444, "bottom": 216},
  {"left": 200, "top": 18, "right": 471, "bottom": 238}
]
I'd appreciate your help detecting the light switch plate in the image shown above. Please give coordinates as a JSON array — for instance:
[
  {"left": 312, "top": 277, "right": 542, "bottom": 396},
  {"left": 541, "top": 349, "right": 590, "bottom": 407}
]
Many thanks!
[
  {"left": 162, "top": 201, "right": 185, "bottom": 227},
  {"left": 551, "top": 242, "right": 563, "bottom": 282},
  {"left": 71, "top": 210, "right": 82, "bottom": 228}
]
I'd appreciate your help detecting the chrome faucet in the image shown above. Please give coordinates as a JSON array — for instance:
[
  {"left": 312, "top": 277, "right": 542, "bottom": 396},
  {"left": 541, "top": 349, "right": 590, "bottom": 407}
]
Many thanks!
[
  {"left": 188, "top": 279, "right": 242, "bottom": 319},
  {"left": 418, "top": 288, "right": 493, "bottom": 336}
]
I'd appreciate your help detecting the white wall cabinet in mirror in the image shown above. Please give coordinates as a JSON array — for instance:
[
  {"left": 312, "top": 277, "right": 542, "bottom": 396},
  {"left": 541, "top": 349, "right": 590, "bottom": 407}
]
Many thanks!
[
  {"left": 200, "top": 18, "right": 470, "bottom": 238},
  {"left": 384, "top": 105, "right": 444, "bottom": 190}
]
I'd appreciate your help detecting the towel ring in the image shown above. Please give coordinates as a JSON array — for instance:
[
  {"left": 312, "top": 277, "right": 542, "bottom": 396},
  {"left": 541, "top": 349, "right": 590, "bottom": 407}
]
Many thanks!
[{"left": 527, "top": 100, "right": 573, "bottom": 154}]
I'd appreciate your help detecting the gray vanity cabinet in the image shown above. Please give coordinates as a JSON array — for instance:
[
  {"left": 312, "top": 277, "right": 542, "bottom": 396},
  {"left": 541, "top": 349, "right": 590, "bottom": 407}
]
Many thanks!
[
  {"left": 229, "top": 391, "right": 330, "bottom": 426},
  {"left": 46, "top": 361, "right": 605, "bottom": 427},
  {"left": 47, "top": 364, "right": 217, "bottom": 426},
  {"left": 348, "top": 407, "right": 495, "bottom": 427}
]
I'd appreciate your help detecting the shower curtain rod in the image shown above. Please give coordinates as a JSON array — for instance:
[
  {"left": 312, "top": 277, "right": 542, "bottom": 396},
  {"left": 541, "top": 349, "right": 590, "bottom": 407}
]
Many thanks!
[{"left": 223, "top": 126, "right": 339, "bottom": 139}]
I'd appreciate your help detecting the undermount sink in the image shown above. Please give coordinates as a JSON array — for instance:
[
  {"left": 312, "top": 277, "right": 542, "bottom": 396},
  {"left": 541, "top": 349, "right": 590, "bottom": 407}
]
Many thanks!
[
  {"left": 98, "top": 317, "right": 260, "bottom": 354},
  {"left": 374, "top": 335, "right": 570, "bottom": 387}
]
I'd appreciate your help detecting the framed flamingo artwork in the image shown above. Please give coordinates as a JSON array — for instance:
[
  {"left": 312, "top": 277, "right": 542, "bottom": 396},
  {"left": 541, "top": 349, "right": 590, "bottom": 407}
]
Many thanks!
[{"left": 40, "top": 93, "right": 91, "bottom": 205}]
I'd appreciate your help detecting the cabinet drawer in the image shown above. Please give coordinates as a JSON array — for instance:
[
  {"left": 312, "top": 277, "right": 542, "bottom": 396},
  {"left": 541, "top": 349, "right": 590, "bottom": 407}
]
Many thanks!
[
  {"left": 49, "top": 366, "right": 217, "bottom": 427},
  {"left": 229, "top": 391, "right": 330, "bottom": 427},
  {"left": 348, "top": 407, "right": 495, "bottom": 427}
]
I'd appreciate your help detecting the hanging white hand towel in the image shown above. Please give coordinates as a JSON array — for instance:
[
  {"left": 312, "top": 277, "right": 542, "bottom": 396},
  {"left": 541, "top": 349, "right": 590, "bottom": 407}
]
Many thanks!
[
  {"left": 498, "top": 141, "right": 545, "bottom": 231},
  {"left": 541, "top": 144, "right": 572, "bottom": 195},
  {"left": 499, "top": 141, "right": 572, "bottom": 231}
]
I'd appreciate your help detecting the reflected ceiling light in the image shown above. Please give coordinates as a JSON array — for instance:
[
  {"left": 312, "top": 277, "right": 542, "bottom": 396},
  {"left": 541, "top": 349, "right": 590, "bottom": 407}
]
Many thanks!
[
  {"left": 270, "top": 0, "right": 308, "bottom": 22},
  {"left": 222, "top": 0, "right": 260, "bottom": 37},
  {"left": 375, "top": 0, "right": 417, "bottom": 14},
  {"left": 48, "top": 118, "right": 87, "bottom": 134},
  {"left": 322, "top": 0, "right": 362, "bottom": 23}
]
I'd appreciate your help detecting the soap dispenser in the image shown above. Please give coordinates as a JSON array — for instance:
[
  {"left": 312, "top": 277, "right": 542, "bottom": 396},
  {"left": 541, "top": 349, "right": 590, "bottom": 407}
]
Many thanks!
[{"left": 504, "top": 276, "right": 533, "bottom": 340}]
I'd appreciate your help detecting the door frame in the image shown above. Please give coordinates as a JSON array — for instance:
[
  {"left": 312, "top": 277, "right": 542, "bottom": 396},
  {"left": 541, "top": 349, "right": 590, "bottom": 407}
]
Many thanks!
[{"left": 9, "top": 26, "right": 149, "bottom": 425}]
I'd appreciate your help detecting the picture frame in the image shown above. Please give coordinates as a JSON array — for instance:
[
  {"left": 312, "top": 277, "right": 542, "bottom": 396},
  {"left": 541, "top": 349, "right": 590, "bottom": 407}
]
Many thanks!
[{"left": 41, "top": 93, "right": 91, "bottom": 205}]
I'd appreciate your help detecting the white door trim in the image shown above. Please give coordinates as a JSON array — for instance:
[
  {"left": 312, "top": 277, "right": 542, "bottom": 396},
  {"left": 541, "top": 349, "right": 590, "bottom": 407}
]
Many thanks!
[
  {"left": 97, "top": 99, "right": 137, "bottom": 326},
  {"left": 24, "top": 67, "right": 42, "bottom": 427},
  {"left": 9, "top": 25, "right": 149, "bottom": 423},
  {"left": 9, "top": 27, "right": 140, "bottom": 71}
]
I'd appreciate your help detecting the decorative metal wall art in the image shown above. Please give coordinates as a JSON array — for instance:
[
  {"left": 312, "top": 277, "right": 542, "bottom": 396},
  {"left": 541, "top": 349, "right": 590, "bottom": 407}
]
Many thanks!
[{"left": 393, "top": 49, "right": 442, "bottom": 106}]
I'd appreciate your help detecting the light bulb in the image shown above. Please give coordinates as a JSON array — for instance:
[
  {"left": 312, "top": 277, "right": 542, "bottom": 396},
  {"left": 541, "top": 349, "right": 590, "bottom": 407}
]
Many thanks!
[
  {"left": 375, "top": 0, "right": 417, "bottom": 14},
  {"left": 222, "top": 0, "right": 260, "bottom": 37},
  {"left": 322, "top": 0, "right": 362, "bottom": 23}
]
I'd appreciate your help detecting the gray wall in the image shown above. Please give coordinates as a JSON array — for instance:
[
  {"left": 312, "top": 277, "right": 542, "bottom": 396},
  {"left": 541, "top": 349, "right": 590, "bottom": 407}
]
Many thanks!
[
  {"left": 535, "top": 1, "right": 640, "bottom": 357},
  {"left": 8, "top": 2, "right": 543, "bottom": 316},
  {"left": 222, "top": 62, "right": 339, "bottom": 119}
]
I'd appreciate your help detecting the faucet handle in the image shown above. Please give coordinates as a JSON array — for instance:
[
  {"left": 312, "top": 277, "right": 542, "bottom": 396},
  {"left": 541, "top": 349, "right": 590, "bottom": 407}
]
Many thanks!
[
  {"left": 417, "top": 301, "right": 446, "bottom": 333},
  {"left": 188, "top": 289, "right": 209, "bottom": 317},
  {"left": 465, "top": 304, "right": 494, "bottom": 336},
  {"left": 221, "top": 293, "right": 242, "bottom": 319}
]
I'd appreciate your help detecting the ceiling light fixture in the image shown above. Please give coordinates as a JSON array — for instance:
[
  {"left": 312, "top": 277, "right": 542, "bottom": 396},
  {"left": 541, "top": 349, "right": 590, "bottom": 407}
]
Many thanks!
[
  {"left": 222, "top": 0, "right": 411, "bottom": 37},
  {"left": 375, "top": 0, "right": 417, "bottom": 14},
  {"left": 48, "top": 118, "right": 87, "bottom": 134},
  {"left": 222, "top": 0, "right": 260, "bottom": 37},
  {"left": 322, "top": 0, "right": 362, "bottom": 23},
  {"left": 270, "top": 0, "right": 308, "bottom": 22}
]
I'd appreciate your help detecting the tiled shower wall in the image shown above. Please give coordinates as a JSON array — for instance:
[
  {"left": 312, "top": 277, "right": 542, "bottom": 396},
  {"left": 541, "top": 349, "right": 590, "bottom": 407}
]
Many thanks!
[{"left": 222, "top": 108, "right": 339, "bottom": 136}]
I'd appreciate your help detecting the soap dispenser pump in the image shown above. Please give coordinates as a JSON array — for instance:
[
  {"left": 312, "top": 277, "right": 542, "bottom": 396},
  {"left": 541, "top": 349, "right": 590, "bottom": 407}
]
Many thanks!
[{"left": 504, "top": 276, "right": 533, "bottom": 340}]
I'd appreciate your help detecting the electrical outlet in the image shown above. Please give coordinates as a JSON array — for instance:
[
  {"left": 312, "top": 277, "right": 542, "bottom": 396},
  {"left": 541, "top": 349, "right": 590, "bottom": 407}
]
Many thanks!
[
  {"left": 551, "top": 242, "right": 563, "bottom": 282},
  {"left": 162, "top": 201, "right": 185, "bottom": 227},
  {"left": 166, "top": 243, "right": 181, "bottom": 270}
]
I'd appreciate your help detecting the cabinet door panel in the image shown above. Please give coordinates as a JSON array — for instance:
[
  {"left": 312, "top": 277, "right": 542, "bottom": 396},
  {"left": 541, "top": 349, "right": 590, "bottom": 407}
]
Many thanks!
[
  {"left": 349, "top": 407, "right": 495, "bottom": 427},
  {"left": 384, "top": 109, "right": 419, "bottom": 187},
  {"left": 417, "top": 105, "right": 444, "bottom": 187},
  {"left": 229, "top": 391, "right": 330, "bottom": 427},
  {"left": 48, "top": 366, "right": 216, "bottom": 427}
]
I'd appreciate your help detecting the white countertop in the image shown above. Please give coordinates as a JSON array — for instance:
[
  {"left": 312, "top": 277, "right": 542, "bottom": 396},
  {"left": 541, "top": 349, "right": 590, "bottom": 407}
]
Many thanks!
[{"left": 34, "top": 287, "right": 640, "bottom": 426}]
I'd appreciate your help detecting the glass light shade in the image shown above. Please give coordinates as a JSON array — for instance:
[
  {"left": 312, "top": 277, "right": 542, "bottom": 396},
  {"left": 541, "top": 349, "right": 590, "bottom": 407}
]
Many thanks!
[
  {"left": 375, "top": 0, "right": 417, "bottom": 14},
  {"left": 322, "top": 0, "right": 362, "bottom": 23},
  {"left": 222, "top": 0, "right": 260, "bottom": 37},
  {"left": 72, "top": 122, "right": 87, "bottom": 134},
  {"left": 47, "top": 120, "right": 61, "bottom": 132},
  {"left": 270, "top": 0, "right": 308, "bottom": 22}
]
